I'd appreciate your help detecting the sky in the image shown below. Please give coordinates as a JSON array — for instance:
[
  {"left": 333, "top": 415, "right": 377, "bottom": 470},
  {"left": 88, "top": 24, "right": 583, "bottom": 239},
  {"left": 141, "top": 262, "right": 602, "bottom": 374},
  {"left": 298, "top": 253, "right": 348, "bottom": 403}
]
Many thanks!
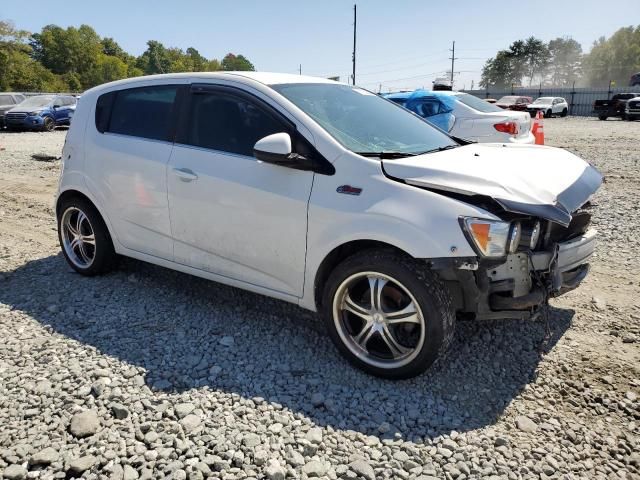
[{"left": 2, "top": 0, "right": 638, "bottom": 92}]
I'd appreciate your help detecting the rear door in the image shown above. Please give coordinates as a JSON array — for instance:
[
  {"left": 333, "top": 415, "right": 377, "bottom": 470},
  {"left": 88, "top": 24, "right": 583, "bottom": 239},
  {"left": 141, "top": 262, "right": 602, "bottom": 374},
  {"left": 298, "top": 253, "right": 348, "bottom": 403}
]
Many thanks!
[
  {"left": 86, "top": 83, "right": 186, "bottom": 259},
  {"left": 167, "top": 84, "right": 314, "bottom": 296}
]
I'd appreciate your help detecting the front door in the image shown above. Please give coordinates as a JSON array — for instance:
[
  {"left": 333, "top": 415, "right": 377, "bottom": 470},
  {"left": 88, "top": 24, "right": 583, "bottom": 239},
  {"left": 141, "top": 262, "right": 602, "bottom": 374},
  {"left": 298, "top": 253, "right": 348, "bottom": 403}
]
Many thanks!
[{"left": 167, "top": 85, "right": 314, "bottom": 297}]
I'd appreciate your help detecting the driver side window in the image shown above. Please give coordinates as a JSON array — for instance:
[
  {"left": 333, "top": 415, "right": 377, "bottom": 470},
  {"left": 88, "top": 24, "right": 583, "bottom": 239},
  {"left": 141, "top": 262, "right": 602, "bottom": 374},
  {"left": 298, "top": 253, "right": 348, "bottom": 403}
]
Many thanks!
[{"left": 183, "top": 91, "right": 290, "bottom": 157}]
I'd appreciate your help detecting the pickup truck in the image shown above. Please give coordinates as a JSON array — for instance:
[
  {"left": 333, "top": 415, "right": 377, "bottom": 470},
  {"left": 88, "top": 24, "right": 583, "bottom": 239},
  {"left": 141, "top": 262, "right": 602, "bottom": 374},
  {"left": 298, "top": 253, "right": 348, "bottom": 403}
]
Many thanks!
[{"left": 593, "top": 93, "right": 640, "bottom": 120}]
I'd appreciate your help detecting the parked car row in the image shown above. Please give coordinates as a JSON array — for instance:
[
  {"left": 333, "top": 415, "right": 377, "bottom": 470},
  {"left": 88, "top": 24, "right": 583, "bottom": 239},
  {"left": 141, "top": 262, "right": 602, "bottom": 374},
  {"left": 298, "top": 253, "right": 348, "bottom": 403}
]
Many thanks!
[
  {"left": 593, "top": 92, "right": 640, "bottom": 120},
  {"left": 494, "top": 95, "right": 568, "bottom": 118},
  {"left": 0, "top": 93, "right": 77, "bottom": 131}
]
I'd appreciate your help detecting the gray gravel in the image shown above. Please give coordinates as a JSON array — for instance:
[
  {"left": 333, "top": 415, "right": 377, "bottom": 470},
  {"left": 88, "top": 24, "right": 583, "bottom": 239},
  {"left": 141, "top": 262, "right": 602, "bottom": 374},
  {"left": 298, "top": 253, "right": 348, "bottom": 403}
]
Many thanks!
[{"left": 0, "top": 119, "right": 639, "bottom": 479}]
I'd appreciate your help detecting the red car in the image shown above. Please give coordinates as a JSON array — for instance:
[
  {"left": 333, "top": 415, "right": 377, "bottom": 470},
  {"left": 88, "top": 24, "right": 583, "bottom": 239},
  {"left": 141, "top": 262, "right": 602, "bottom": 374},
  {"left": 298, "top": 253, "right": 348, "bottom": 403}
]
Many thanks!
[{"left": 496, "top": 96, "right": 533, "bottom": 112}]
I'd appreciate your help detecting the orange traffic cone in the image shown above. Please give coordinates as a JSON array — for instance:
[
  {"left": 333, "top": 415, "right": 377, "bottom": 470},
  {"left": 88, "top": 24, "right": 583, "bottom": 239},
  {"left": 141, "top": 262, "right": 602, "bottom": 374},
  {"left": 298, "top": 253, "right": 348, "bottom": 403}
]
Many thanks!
[{"left": 533, "top": 110, "right": 545, "bottom": 145}]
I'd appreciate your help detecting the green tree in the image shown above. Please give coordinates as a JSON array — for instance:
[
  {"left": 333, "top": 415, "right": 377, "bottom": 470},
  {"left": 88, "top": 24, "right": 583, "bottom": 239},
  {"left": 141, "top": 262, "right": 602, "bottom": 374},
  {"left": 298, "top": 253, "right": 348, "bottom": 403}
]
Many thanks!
[
  {"left": 221, "top": 53, "right": 255, "bottom": 71},
  {"left": 547, "top": 37, "right": 583, "bottom": 86},
  {"left": 583, "top": 25, "right": 640, "bottom": 86},
  {"left": 136, "top": 40, "right": 172, "bottom": 74},
  {"left": 480, "top": 51, "right": 517, "bottom": 89}
]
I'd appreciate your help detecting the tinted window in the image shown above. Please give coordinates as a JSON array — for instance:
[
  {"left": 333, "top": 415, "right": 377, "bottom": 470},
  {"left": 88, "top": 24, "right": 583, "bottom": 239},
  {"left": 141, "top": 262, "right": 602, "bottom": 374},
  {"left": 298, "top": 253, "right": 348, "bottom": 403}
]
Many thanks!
[
  {"left": 0, "top": 95, "right": 14, "bottom": 105},
  {"left": 455, "top": 93, "right": 504, "bottom": 113},
  {"left": 95, "top": 91, "right": 115, "bottom": 133},
  {"left": 184, "top": 91, "right": 288, "bottom": 156},
  {"left": 108, "top": 86, "right": 178, "bottom": 141},
  {"left": 417, "top": 99, "right": 442, "bottom": 117}
]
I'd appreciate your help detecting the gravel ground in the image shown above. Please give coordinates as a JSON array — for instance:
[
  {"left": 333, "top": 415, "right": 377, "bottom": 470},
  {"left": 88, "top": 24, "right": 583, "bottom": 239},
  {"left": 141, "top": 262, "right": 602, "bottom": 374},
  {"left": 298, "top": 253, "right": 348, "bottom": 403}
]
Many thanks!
[{"left": 0, "top": 118, "right": 638, "bottom": 480}]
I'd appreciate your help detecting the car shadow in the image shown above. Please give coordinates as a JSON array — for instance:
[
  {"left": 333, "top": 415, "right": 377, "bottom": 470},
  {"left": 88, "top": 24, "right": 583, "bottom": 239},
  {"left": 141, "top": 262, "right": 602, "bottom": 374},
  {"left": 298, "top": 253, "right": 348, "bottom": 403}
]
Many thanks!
[{"left": 1, "top": 253, "right": 573, "bottom": 441}]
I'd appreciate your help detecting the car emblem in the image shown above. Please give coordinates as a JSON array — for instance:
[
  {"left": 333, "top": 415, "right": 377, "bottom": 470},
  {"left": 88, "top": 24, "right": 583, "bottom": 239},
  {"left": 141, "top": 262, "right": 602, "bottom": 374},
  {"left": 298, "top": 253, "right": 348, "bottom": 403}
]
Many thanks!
[{"left": 337, "top": 185, "right": 362, "bottom": 196}]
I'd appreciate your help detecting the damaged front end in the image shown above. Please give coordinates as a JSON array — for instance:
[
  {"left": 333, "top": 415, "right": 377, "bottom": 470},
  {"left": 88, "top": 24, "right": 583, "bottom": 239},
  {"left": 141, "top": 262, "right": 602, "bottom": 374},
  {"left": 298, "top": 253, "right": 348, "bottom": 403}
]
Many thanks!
[{"left": 438, "top": 208, "right": 597, "bottom": 320}]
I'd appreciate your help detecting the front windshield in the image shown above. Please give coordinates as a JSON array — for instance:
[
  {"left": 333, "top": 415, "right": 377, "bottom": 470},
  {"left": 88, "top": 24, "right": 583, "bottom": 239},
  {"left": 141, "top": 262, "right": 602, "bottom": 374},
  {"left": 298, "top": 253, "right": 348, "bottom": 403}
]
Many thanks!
[
  {"left": 533, "top": 97, "right": 552, "bottom": 104},
  {"left": 272, "top": 83, "right": 456, "bottom": 156},
  {"left": 497, "top": 96, "right": 517, "bottom": 104},
  {"left": 454, "top": 93, "right": 504, "bottom": 113},
  {"left": 17, "top": 96, "right": 55, "bottom": 109}
]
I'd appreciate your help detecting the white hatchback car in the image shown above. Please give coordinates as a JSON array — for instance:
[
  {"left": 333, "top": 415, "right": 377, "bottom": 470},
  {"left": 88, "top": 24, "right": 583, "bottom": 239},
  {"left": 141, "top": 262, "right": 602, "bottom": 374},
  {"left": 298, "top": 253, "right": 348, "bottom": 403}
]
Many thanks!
[
  {"left": 56, "top": 72, "right": 601, "bottom": 378},
  {"left": 527, "top": 97, "right": 569, "bottom": 118}
]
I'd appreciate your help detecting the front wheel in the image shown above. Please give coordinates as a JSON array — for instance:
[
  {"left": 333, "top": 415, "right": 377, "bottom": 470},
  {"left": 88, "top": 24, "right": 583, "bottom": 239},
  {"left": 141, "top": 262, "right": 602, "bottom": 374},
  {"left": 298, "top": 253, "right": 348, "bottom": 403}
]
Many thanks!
[
  {"left": 43, "top": 116, "right": 56, "bottom": 132},
  {"left": 322, "top": 250, "right": 455, "bottom": 379}
]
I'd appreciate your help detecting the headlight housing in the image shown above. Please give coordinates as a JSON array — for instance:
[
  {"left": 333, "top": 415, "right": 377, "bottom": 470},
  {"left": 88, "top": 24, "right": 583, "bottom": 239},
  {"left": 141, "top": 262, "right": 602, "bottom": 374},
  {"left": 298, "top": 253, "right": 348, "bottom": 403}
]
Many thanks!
[
  {"left": 461, "top": 217, "right": 511, "bottom": 257},
  {"left": 28, "top": 111, "right": 41, "bottom": 116}
]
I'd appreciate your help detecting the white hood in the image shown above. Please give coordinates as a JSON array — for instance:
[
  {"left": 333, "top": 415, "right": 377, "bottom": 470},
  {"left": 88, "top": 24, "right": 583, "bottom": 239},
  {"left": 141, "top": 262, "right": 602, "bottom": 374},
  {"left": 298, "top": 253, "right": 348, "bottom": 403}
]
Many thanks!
[{"left": 382, "top": 143, "right": 602, "bottom": 226}]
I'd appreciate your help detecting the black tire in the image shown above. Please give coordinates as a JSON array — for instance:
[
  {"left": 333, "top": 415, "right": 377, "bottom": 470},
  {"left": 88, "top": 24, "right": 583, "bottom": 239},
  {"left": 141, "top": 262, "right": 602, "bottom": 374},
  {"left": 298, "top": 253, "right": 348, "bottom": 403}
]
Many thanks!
[
  {"left": 57, "top": 196, "right": 117, "bottom": 276},
  {"left": 321, "top": 249, "right": 455, "bottom": 379},
  {"left": 561, "top": 108, "right": 568, "bottom": 117},
  {"left": 598, "top": 115, "right": 607, "bottom": 121},
  {"left": 545, "top": 109, "right": 552, "bottom": 118},
  {"left": 43, "top": 116, "right": 56, "bottom": 132}
]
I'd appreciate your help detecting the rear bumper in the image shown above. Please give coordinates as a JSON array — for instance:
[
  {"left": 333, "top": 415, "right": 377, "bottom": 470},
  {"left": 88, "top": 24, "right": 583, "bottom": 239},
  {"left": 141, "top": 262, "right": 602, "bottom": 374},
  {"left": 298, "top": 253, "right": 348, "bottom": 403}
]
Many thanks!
[{"left": 506, "top": 131, "right": 535, "bottom": 144}]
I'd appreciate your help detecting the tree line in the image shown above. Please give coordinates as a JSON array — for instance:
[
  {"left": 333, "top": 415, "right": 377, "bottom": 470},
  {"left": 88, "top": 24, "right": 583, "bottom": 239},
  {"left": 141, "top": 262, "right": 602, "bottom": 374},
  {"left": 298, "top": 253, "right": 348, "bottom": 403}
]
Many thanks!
[
  {"left": 480, "top": 25, "right": 640, "bottom": 89},
  {"left": 0, "top": 19, "right": 255, "bottom": 92}
]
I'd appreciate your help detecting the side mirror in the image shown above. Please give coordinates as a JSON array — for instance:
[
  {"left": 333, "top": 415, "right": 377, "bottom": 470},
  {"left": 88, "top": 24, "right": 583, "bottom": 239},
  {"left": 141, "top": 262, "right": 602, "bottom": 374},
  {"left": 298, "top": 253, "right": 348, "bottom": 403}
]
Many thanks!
[
  {"left": 253, "top": 133, "right": 309, "bottom": 168},
  {"left": 53, "top": 104, "right": 61, "bottom": 109}
]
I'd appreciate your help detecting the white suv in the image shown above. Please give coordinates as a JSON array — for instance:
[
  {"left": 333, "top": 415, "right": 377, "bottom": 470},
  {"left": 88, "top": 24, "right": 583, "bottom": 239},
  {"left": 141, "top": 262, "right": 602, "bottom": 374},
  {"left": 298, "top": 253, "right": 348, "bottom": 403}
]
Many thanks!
[{"left": 56, "top": 72, "right": 601, "bottom": 378}]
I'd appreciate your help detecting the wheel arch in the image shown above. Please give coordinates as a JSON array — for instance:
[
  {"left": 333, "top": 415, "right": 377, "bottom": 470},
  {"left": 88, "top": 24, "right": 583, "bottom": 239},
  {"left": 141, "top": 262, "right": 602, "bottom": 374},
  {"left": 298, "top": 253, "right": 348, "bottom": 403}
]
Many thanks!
[
  {"left": 56, "top": 188, "right": 118, "bottom": 247},
  {"left": 313, "top": 239, "right": 414, "bottom": 312}
]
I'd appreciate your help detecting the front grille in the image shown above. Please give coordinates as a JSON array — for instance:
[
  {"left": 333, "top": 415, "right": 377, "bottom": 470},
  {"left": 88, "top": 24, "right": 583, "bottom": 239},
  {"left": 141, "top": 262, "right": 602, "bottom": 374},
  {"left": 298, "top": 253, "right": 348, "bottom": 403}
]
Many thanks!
[
  {"left": 546, "top": 210, "right": 591, "bottom": 245},
  {"left": 5, "top": 112, "right": 27, "bottom": 122},
  {"left": 628, "top": 101, "right": 640, "bottom": 109}
]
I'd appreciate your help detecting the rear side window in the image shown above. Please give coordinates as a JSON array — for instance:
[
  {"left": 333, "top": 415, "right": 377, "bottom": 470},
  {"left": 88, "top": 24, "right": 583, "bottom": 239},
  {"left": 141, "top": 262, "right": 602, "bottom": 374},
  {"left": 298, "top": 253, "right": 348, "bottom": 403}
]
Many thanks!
[
  {"left": 182, "top": 91, "right": 288, "bottom": 156},
  {"left": 416, "top": 99, "right": 443, "bottom": 117},
  {"left": 99, "top": 85, "right": 179, "bottom": 141}
]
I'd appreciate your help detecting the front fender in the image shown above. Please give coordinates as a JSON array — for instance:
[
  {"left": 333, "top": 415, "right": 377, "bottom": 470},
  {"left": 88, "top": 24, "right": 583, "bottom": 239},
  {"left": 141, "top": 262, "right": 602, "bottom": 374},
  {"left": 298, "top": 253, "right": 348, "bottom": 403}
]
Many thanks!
[{"left": 299, "top": 153, "right": 495, "bottom": 311}]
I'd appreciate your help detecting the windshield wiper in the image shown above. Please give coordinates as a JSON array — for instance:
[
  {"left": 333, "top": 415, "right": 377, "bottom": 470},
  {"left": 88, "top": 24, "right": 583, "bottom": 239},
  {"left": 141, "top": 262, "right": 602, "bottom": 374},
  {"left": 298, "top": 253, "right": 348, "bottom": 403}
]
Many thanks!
[
  {"left": 356, "top": 151, "right": 418, "bottom": 159},
  {"left": 414, "top": 145, "right": 460, "bottom": 155}
]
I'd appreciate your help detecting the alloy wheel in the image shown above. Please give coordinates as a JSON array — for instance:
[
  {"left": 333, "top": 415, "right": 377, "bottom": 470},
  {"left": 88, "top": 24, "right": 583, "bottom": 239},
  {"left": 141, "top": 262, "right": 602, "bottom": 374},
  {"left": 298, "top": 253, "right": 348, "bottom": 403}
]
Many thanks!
[
  {"left": 60, "top": 207, "right": 96, "bottom": 268},
  {"left": 332, "top": 271, "right": 426, "bottom": 369}
]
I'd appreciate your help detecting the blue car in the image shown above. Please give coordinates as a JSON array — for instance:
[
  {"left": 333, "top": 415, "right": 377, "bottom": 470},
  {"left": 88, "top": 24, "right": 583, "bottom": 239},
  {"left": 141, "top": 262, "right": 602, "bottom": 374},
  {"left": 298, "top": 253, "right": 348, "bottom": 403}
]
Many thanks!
[
  {"left": 4, "top": 94, "right": 77, "bottom": 131},
  {"left": 385, "top": 90, "right": 456, "bottom": 132}
]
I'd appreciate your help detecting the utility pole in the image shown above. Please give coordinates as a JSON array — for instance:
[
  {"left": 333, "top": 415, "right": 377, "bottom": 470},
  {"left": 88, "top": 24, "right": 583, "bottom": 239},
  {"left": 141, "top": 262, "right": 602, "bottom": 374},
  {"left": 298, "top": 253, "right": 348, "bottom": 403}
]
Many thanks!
[
  {"left": 352, "top": 4, "right": 357, "bottom": 85},
  {"left": 299, "top": 64, "right": 302, "bottom": 75},
  {"left": 449, "top": 40, "right": 457, "bottom": 87}
]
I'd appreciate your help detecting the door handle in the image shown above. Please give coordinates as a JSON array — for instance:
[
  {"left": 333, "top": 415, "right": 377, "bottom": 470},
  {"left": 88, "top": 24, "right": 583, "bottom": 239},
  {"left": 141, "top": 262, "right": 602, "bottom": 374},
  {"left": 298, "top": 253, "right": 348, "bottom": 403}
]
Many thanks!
[{"left": 173, "top": 167, "right": 198, "bottom": 182}]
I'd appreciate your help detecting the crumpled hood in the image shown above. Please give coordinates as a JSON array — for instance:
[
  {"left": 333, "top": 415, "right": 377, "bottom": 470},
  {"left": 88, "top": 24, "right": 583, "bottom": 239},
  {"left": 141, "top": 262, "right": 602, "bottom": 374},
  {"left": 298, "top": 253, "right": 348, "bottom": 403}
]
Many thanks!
[{"left": 383, "top": 143, "right": 602, "bottom": 226}]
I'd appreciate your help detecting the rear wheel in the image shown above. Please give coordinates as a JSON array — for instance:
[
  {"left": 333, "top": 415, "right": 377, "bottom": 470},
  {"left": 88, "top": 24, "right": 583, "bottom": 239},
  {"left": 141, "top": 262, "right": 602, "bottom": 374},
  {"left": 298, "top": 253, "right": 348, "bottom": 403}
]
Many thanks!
[
  {"left": 43, "top": 116, "right": 55, "bottom": 132},
  {"left": 545, "top": 109, "right": 552, "bottom": 118},
  {"left": 322, "top": 249, "right": 455, "bottom": 379},
  {"left": 598, "top": 115, "right": 607, "bottom": 121},
  {"left": 561, "top": 108, "right": 568, "bottom": 117},
  {"left": 57, "top": 196, "right": 117, "bottom": 275}
]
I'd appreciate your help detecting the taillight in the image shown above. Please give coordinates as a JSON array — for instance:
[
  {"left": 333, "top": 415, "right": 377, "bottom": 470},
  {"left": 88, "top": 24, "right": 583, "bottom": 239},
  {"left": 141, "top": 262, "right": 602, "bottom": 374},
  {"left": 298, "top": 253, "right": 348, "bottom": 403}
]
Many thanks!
[{"left": 494, "top": 121, "right": 519, "bottom": 135}]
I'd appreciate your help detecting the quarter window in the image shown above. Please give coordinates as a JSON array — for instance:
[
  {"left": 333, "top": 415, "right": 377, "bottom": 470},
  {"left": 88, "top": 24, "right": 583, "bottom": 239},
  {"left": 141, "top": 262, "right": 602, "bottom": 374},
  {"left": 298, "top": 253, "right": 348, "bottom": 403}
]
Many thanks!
[
  {"left": 106, "top": 86, "right": 179, "bottom": 141},
  {"left": 183, "top": 91, "right": 288, "bottom": 156}
]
